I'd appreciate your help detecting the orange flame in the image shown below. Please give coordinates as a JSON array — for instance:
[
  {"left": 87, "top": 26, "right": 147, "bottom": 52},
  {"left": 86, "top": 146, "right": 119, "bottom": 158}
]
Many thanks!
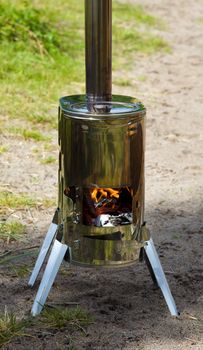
[{"left": 91, "top": 187, "right": 120, "bottom": 204}]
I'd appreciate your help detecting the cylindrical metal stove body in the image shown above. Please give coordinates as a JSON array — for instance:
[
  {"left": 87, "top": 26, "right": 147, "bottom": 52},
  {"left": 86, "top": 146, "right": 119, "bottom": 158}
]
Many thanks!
[{"left": 58, "top": 95, "right": 148, "bottom": 267}]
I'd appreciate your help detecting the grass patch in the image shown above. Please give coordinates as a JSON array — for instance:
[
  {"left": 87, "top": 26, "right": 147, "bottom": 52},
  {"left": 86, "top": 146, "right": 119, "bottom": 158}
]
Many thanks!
[
  {"left": 43, "top": 143, "right": 55, "bottom": 151},
  {"left": 113, "top": 2, "right": 170, "bottom": 68},
  {"left": 32, "top": 143, "right": 55, "bottom": 155},
  {"left": 0, "top": 146, "right": 8, "bottom": 154},
  {"left": 113, "top": 2, "right": 165, "bottom": 28},
  {"left": 1, "top": 0, "right": 169, "bottom": 127},
  {"left": 7, "top": 127, "right": 51, "bottom": 142},
  {"left": 0, "top": 191, "right": 37, "bottom": 209},
  {"left": 113, "top": 28, "right": 170, "bottom": 64},
  {"left": 0, "top": 309, "right": 29, "bottom": 348},
  {"left": 0, "top": 0, "right": 85, "bottom": 127},
  {"left": 0, "top": 249, "right": 38, "bottom": 266},
  {"left": 25, "top": 114, "right": 58, "bottom": 129},
  {"left": 0, "top": 306, "right": 92, "bottom": 348},
  {"left": 39, "top": 307, "right": 93, "bottom": 332},
  {"left": 41, "top": 198, "right": 57, "bottom": 207},
  {"left": 114, "top": 78, "right": 134, "bottom": 87},
  {"left": 0, "top": 221, "right": 26, "bottom": 242},
  {"left": 0, "top": 191, "right": 56, "bottom": 216},
  {"left": 11, "top": 265, "right": 30, "bottom": 278},
  {"left": 40, "top": 155, "right": 56, "bottom": 164}
]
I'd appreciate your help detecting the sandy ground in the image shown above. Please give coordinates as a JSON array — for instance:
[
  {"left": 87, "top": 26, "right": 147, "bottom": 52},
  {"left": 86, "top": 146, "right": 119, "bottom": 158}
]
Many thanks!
[{"left": 0, "top": 0, "right": 203, "bottom": 349}]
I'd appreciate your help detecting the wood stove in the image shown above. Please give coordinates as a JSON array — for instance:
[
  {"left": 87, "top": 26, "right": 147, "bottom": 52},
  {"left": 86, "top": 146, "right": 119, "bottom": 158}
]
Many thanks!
[
  {"left": 28, "top": 0, "right": 179, "bottom": 317},
  {"left": 58, "top": 94, "right": 147, "bottom": 267}
]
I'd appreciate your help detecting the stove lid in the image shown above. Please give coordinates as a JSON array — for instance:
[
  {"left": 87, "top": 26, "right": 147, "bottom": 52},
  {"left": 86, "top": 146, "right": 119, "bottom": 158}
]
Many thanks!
[{"left": 60, "top": 94, "right": 145, "bottom": 120}]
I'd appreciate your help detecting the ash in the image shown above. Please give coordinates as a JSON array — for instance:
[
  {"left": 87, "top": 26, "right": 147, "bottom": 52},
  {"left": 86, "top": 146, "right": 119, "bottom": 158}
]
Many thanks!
[{"left": 93, "top": 213, "right": 132, "bottom": 227}]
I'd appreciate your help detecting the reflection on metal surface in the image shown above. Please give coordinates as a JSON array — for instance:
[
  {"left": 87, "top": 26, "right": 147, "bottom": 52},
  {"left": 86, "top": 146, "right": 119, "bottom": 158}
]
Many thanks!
[
  {"left": 85, "top": 0, "right": 112, "bottom": 103},
  {"left": 71, "top": 237, "right": 142, "bottom": 267},
  {"left": 62, "top": 220, "right": 149, "bottom": 267},
  {"left": 57, "top": 94, "right": 148, "bottom": 267},
  {"left": 59, "top": 95, "right": 145, "bottom": 188}
]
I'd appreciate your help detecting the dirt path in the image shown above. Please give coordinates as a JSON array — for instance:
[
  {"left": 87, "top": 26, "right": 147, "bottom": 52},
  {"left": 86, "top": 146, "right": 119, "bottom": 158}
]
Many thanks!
[{"left": 1, "top": 0, "right": 203, "bottom": 349}]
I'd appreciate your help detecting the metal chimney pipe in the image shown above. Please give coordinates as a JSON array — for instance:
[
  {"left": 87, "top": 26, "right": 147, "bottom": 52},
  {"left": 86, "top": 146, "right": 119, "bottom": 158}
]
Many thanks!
[{"left": 85, "top": 0, "right": 112, "bottom": 102}]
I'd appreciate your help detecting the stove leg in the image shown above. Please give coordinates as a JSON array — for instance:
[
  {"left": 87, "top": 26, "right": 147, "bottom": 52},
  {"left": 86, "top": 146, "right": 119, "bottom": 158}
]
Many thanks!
[
  {"left": 28, "top": 222, "right": 58, "bottom": 287},
  {"left": 144, "top": 238, "right": 179, "bottom": 316},
  {"left": 31, "top": 239, "right": 68, "bottom": 316},
  {"left": 143, "top": 248, "right": 158, "bottom": 287}
]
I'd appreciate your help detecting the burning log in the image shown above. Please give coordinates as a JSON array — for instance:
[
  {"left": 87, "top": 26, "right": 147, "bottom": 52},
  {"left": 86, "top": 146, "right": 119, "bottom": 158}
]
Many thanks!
[{"left": 83, "top": 187, "right": 132, "bottom": 227}]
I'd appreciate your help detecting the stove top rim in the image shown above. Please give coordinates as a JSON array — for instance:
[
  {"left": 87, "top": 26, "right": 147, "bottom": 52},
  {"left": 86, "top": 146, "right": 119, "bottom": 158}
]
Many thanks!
[{"left": 59, "top": 94, "right": 146, "bottom": 120}]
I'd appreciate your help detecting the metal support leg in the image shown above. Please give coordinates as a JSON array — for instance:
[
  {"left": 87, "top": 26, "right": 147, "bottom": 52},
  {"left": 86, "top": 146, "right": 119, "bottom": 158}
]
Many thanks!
[
  {"left": 144, "top": 238, "right": 179, "bottom": 316},
  {"left": 143, "top": 249, "right": 158, "bottom": 287},
  {"left": 28, "top": 222, "right": 58, "bottom": 287},
  {"left": 31, "top": 239, "right": 68, "bottom": 316}
]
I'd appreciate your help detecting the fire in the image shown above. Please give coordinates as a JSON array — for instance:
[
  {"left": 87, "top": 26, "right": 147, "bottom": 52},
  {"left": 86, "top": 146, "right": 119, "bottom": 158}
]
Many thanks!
[
  {"left": 91, "top": 187, "right": 120, "bottom": 204},
  {"left": 83, "top": 186, "right": 132, "bottom": 226}
]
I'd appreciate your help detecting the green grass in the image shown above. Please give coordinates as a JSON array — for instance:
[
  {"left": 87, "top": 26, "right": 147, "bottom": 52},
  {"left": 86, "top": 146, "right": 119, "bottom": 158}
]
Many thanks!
[
  {"left": 0, "top": 221, "right": 26, "bottom": 242},
  {"left": 32, "top": 143, "right": 55, "bottom": 156},
  {"left": 113, "top": 3, "right": 165, "bottom": 28},
  {"left": 112, "top": 2, "right": 169, "bottom": 67},
  {"left": 0, "top": 0, "right": 169, "bottom": 128},
  {"left": 11, "top": 265, "right": 30, "bottom": 278},
  {"left": 43, "top": 143, "right": 55, "bottom": 151},
  {"left": 0, "top": 307, "right": 92, "bottom": 348},
  {"left": 0, "top": 0, "right": 84, "bottom": 127},
  {"left": 39, "top": 307, "right": 93, "bottom": 331},
  {"left": 7, "top": 127, "right": 51, "bottom": 142},
  {"left": 40, "top": 155, "right": 56, "bottom": 164},
  {"left": 0, "top": 191, "right": 37, "bottom": 209},
  {"left": 0, "top": 191, "right": 56, "bottom": 217},
  {"left": 0, "top": 249, "right": 39, "bottom": 266},
  {"left": 0, "top": 146, "right": 8, "bottom": 154},
  {"left": 114, "top": 78, "right": 134, "bottom": 87},
  {"left": 40, "top": 198, "right": 56, "bottom": 207},
  {"left": 0, "top": 309, "right": 29, "bottom": 348}
]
